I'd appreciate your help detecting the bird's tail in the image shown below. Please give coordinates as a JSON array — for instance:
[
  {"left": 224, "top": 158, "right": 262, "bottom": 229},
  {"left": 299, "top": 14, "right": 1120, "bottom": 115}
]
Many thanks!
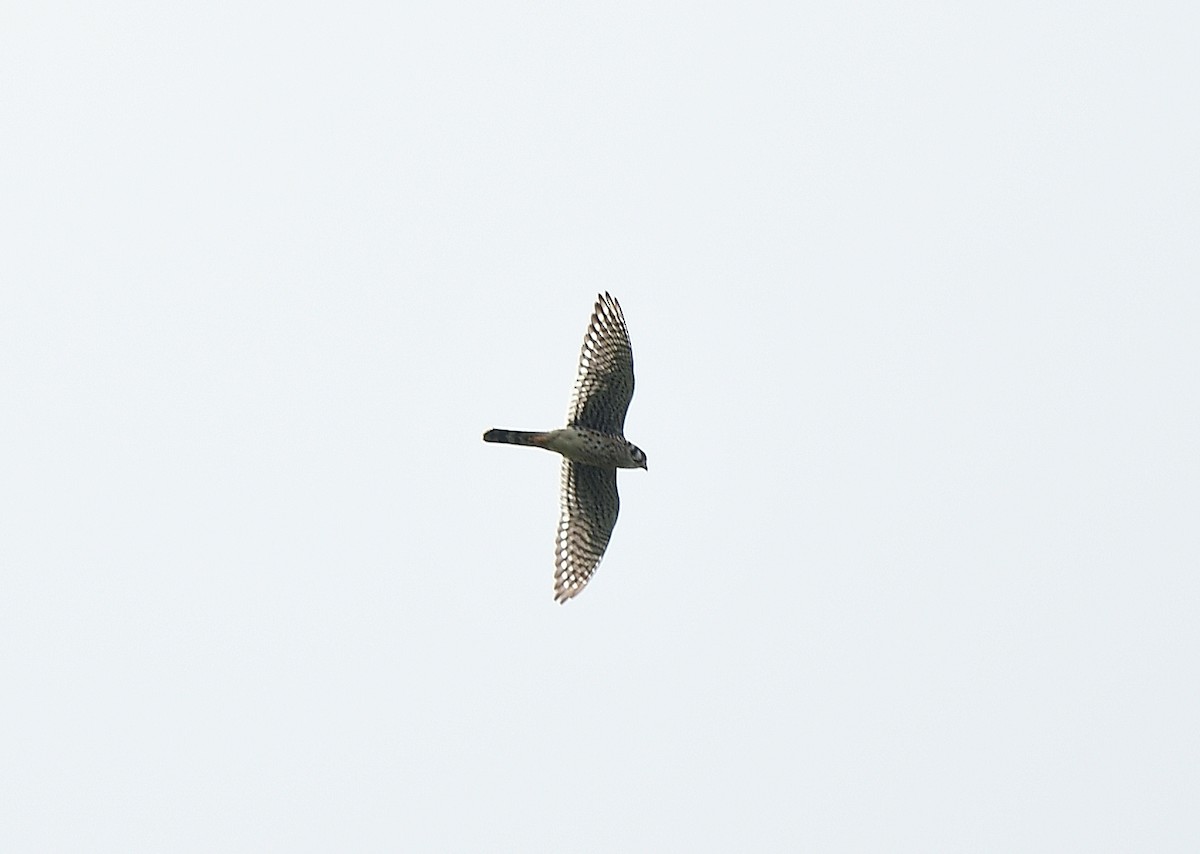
[{"left": 483, "top": 429, "right": 548, "bottom": 447}]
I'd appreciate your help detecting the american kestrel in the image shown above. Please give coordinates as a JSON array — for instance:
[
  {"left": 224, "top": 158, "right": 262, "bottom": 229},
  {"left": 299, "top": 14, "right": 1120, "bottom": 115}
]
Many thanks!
[{"left": 484, "top": 293, "right": 647, "bottom": 603}]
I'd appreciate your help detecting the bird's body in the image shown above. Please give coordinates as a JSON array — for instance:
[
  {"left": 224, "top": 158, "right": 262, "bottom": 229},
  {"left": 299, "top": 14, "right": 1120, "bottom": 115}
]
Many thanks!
[
  {"left": 483, "top": 293, "right": 646, "bottom": 603},
  {"left": 482, "top": 426, "right": 645, "bottom": 469}
]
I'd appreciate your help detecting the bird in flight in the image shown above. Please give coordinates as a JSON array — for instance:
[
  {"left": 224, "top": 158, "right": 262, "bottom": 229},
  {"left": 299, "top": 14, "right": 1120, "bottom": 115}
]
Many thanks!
[{"left": 484, "top": 293, "right": 647, "bottom": 602}]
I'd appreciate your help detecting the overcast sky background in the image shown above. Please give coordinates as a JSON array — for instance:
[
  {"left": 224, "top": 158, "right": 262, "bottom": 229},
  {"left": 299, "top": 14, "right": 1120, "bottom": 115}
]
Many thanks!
[{"left": 3, "top": 3, "right": 1198, "bottom": 851}]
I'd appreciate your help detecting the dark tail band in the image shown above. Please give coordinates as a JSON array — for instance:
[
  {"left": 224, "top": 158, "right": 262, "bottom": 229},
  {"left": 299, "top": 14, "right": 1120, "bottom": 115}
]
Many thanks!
[{"left": 483, "top": 429, "right": 544, "bottom": 446}]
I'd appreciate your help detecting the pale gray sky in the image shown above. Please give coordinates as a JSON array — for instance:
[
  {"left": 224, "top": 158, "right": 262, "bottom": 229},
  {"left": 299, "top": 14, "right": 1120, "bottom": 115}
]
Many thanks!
[{"left": 3, "top": 3, "right": 1198, "bottom": 851}]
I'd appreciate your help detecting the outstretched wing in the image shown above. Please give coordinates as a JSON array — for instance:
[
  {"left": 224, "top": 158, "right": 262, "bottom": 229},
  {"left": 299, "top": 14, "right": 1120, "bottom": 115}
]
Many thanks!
[
  {"left": 554, "top": 460, "right": 620, "bottom": 602},
  {"left": 565, "top": 293, "right": 635, "bottom": 436}
]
